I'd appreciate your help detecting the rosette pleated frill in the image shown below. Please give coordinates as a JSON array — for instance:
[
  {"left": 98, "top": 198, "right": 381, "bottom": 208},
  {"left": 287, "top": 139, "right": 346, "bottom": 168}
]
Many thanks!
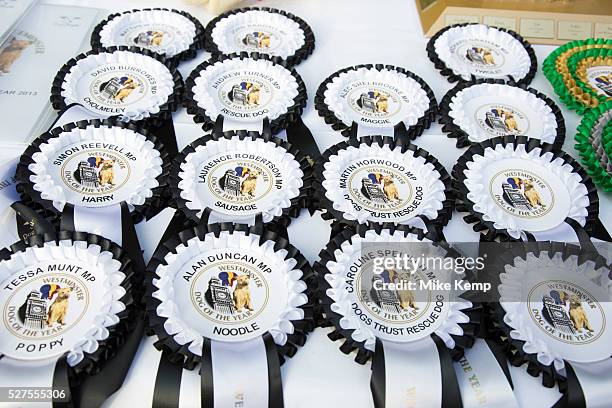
[
  {"left": 145, "top": 223, "right": 316, "bottom": 407},
  {"left": 438, "top": 78, "right": 565, "bottom": 148},
  {"left": 575, "top": 101, "right": 612, "bottom": 191},
  {"left": 315, "top": 64, "right": 437, "bottom": 140},
  {"left": 452, "top": 136, "right": 603, "bottom": 243},
  {"left": 0, "top": 231, "right": 138, "bottom": 407},
  {"left": 314, "top": 136, "right": 453, "bottom": 238},
  {"left": 315, "top": 224, "right": 482, "bottom": 408},
  {"left": 91, "top": 8, "right": 206, "bottom": 65},
  {"left": 543, "top": 39, "right": 611, "bottom": 114},
  {"left": 487, "top": 240, "right": 612, "bottom": 407},
  {"left": 204, "top": 7, "right": 315, "bottom": 67},
  {"left": 16, "top": 119, "right": 170, "bottom": 286},
  {"left": 169, "top": 130, "right": 311, "bottom": 228},
  {"left": 427, "top": 23, "right": 537, "bottom": 86}
]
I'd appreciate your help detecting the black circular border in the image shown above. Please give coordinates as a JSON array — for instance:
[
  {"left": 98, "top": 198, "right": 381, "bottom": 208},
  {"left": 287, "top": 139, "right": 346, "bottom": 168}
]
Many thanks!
[
  {"left": 426, "top": 23, "right": 537, "bottom": 86},
  {"left": 145, "top": 222, "right": 317, "bottom": 369},
  {"left": 314, "top": 64, "right": 438, "bottom": 139},
  {"left": 439, "top": 78, "right": 566, "bottom": 148},
  {"left": 204, "top": 6, "right": 315, "bottom": 67},
  {"left": 184, "top": 52, "right": 307, "bottom": 134},
  {"left": 50, "top": 46, "right": 184, "bottom": 126},
  {"left": 169, "top": 130, "right": 311, "bottom": 227},
  {"left": 0, "top": 230, "right": 137, "bottom": 378},
  {"left": 16, "top": 118, "right": 170, "bottom": 225},
  {"left": 314, "top": 135, "right": 453, "bottom": 229},
  {"left": 91, "top": 8, "right": 205, "bottom": 65},
  {"left": 452, "top": 135, "right": 599, "bottom": 242},
  {"left": 314, "top": 223, "right": 482, "bottom": 364}
]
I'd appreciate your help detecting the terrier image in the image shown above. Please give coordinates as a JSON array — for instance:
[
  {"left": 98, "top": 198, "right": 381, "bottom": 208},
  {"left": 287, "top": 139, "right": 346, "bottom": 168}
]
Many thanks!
[
  {"left": 240, "top": 169, "right": 260, "bottom": 197},
  {"left": 98, "top": 159, "right": 115, "bottom": 186},
  {"left": 233, "top": 274, "right": 253, "bottom": 312},
  {"left": 522, "top": 179, "right": 543, "bottom": 207},
  {"left": 382, "top": 174, "right": 400, "bottom": 201},
  {"left": 47, "top": 287, "right": 73, "bottom": 326},
  {"left": 569, "top": 294, "right": 594, "bottom": 332}
]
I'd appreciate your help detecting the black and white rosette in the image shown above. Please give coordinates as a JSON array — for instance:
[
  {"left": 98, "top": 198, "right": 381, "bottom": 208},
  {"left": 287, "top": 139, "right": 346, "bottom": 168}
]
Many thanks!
[
  {"left": 170, "top": 130, "right": 310, "bottom": 227},
  {"left": 439, "top": 79, "right": 565, "bottom": 148},
  {"left": 204, "top": 7, "right": 315, "bottom": 67},
  {"left": 316, "top": 224, "right": 481, "bottom": 408},
  {"left": 16, "top": 120, "right": 168, "bottom": 275},
  {"left": 315, "top": 64, "right": 437, "bottom": 139},
  {"left": 453, "top": 136, "right": 600, "bottom": 243},
  {"left": 427, "top": 23, "right": 537, "bottom": 86},
  {"left": 0, "top": 231, "right": 136, "bottom": 407},
  {"left": 490, "top": 241, "right": 612, "bottom": 407},
  {"left": 146, "top": 223, "right": 315, "bottom": 408},
  {"left": 91, "top": 8, "right": 205, "bottom": 63},
  {"left": 315, "top": 136, "right": 453, "bottom": 235}
]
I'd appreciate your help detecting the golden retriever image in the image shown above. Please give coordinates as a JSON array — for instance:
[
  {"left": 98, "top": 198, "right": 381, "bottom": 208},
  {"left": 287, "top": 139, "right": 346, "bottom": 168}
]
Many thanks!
[
  {"left": 247, "top": 86, "right": 260, "bottom": 106},
  {"left": 46, "top": 287, "right": 73, "bottom": 326},
  {"left": 0, "top": 38, "right": 32, "bottom": 74},
  {"left": 98, "top": 159, "right": 115, "bottom": 186},
  {"left": 397, "top": 272, "right": 418, "bottom": 311},
  {"left": 240, "top": 169, "right": 260, "bottom": 197},
  {"left": 115, "top": 78, "right": 138, "bottom": 102},
  {"left": 259, "top": 34, "right": 271, "bottom": 48},
  {"left": 481, "top": 48, "right": 495, "bottom": 65},
  {"left": 502, "top": 111, "right": 519, "bottom": 132},
  {"left": 233, "top": 274, "right": 253, "bottom": 312},
  {"left": 382, "top": 174, "right": 400, "bottom": 201},
  {"left": 376, "top": 94, "right": 389, "bottom": 113},
  {"left": 522, "top": 179, "right": 543, "bottom": 207},
  {"left": 569, "top": 295, "right": 594, "bottom": 332},
  {"left": 150, "top": 31, "right": 164, "bottom": 46}
]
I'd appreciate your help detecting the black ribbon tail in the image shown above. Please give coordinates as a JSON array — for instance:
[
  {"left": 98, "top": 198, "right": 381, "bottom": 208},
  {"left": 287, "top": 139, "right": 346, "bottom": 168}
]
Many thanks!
[
  {"left": 150, "top": 118, "right": 178, "bottom": 159},
  {"left": 591, "top": 217, "right": 612, "bottom": 242},
  {"left": 432, "top": 334, "right": 463, "bottom": 408},
  {"left": 120, "top": 201, "right": 146, "bottom": 276},
  {"left": 393, "top": 122, "right": 408, "bottom": 141},
  {"left": 12, "top": 202, "right": 55, "bottom": 240},
  {"left": 48, "top": 103, "right": 87, "bottom": 132},
  {"left": 152, "top": 210, "right": 190, "bottom": 258},
  {"left": 563, "top": 362, "right": 587, "bottom": 408},
  {"left": 262, "top": 117, "right": 272, "bottom": 138},
  {"left": 286, "top": 116, "right": 320, "bottom": 164},
  {"left": 565, "top": 217, "right": 600, "bottom": 263},
  {"left": 370, "top": 337, "right": 386, "bottom": 408},
  {"left": 152, "top": 350, "right": 184, "bottom": 408},
  {"left": 263, "top": 332, "right": 284, "bottom": 408},
  {"left": 75, "top": 315, "right": 145, "bottom": 408},
  {"left": 59, "top": 203, "right": 76, "bottom": 232},
  {"left": 200, "top": 337, "right": 214, "bottom": 408},
  {"left": 52, "top": 354, "right": 73, "bottom": 408},
  {"left": 213, "top": 115, "right": 225, "bottom": 136}
]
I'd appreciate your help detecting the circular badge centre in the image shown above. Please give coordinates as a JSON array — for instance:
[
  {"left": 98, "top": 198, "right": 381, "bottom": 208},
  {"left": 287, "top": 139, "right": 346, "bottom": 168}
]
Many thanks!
[
  {"left": 340, "top": 159, "right": 427, "bottom": 221},
  {"left": 451, "top": 39, "right": 507, "bottom": 75},
  {"left": 232, "top": 24, "right": 284, "bottom": 52},
  {"left": 215, "top": 70, "right": 275, "bottom": 119},
  {"left": 586, "top": 66, "right": 612, "bottom": 97},
  {"left": 489, "top": 168, "right": 555, "bottom": 219},
  {"left": 194, "top": 153, "right": 283, "bottom": 217},
  {"left": 527, "top": 280, "right": 605, "bottom": 346},
  {"left": 474, "top": 103, "right": 529, "bottom": 136},
  {"left": 121, "top": 24, "right": 178, "bottom": 50},
  {"left": 340, "top": 80, "right": 410, "bottom": 127}
]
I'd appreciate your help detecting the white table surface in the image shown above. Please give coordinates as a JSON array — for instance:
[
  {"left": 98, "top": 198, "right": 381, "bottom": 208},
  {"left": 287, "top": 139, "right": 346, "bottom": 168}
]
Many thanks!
[{"left": 9, "top": 0, "right": 603, "bottom": 406}]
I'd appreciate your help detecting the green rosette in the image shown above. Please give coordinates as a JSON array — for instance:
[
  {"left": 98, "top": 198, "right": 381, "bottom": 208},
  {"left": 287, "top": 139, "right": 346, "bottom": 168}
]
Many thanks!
[
  {"left": 543, "top": 38, "right": 612, "bottom": 114},
  {"left": 575, "top": 100, "right": 612, "bottom": 190},
  {"left": 567, "top": 48, "right": 612, "bottom": 101},
  {"left": 601, "top": 119, "right": 612, "bottom": 164}
]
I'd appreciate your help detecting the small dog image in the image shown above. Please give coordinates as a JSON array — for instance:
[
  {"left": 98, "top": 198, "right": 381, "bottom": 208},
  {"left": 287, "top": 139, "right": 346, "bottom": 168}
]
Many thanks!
[
  {"left": 46, "top": 287, "right": 73, "bottom": 326},
  {"left": 0, "top": 37, "right": 33, "bottom": 74},
  {"left": 522, "top": 179, "right": 543, "bottom": 208},
  {"left": 98, "top": 158, "right": 115, "bottom": 186},
  {"left": 466, "top": 47, "right": 495, "bottom": 65},
  {"left": 396, "top": 272, "right": 418, "bottom": 311},
  {"left": 247, "top": 85, "right": 260, "bottom": 106},
  {"left": 382, "top": 174, "right": 400, "bottom": 201},
  {"left": 115, "top": 78, "right": 137, "bottom": 102},
  {"left": 240, "top": 169, "right": 260, "bottom": 197},
  {"left": 233, "top": 274, "right": 253, "bottom": 312},
  {"left": 569, "top": 294, "right": 594, "bottom": 332}
]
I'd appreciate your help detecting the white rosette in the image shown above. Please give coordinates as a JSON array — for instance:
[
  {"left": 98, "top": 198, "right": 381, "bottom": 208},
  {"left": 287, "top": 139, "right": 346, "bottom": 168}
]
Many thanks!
[
  {"left": 433, "top": 24, "right": 532, "bottom": 82},
  {"left": 97, "top": 10, "right": 197, "bottom": 58},
  {"left": 323, "top": 228, "right": 472, "bottom": 351},
  {"left": 323, "top": 67, "right": 431, "bottom": 132},
  {"left": 26, "top": 125, "right": 163, "bottom": 212},
  {"left": 210, "top": 10, "right": 305, "bottom": 59},
  {"left": 189, "top": 57, "right": 299, "bottom": 128},
  {"left": 499, "top": 251, "right": 612, "bottom": 372},
  {"left": 448, "top": 83, "right": 559, "bottom": 143},
  {"left": 462, "top": 143, "right": 589, "bottom": 239},
  {"left": 0, "top": 240, "right": 127, "bottom": 366},
  {"left": 58, "top": 50, "right": 175, "bottom": 122},
  {"left": 151, "top": 229, "right": 309, "bottom": 352},
  {"left": 321, "top": 142, "right": 446, "bottom": 225},
  {"left": 176, "top": 136, "right": 304, "bottom": 224}
]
